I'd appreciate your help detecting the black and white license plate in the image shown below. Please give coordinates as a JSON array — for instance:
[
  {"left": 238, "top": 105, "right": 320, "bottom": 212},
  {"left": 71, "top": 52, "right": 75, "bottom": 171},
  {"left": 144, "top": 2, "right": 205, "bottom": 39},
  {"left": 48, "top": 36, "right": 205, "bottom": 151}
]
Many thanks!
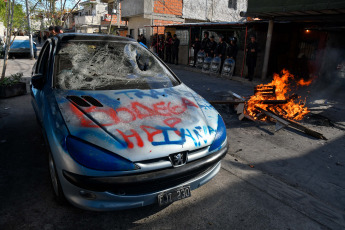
[{"left": 158, "top": 186, "right": 191, "bottom": 206}]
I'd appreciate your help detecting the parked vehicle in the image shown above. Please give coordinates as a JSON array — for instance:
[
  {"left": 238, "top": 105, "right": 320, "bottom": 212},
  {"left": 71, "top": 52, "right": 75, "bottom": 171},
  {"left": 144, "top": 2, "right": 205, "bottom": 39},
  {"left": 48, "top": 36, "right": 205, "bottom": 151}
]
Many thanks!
[
  {"left": 31, "top": 33, "right": 228, "bottom": 211},
  {"left": 1, "top": 38, "right": 37, "bottom": 58}
]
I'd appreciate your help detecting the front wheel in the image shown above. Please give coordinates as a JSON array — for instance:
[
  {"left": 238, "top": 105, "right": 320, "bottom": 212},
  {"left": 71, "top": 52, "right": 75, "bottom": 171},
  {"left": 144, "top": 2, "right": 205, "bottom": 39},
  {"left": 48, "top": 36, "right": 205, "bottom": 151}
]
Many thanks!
[{"left": 48, "top": 152, "right": 66, "bottom": 204}]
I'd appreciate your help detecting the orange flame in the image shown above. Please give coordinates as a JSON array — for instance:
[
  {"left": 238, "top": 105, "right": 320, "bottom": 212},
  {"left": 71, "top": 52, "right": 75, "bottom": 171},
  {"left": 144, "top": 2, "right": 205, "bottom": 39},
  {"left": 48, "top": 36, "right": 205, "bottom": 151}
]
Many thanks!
[
  {"left": 297, "top": 78, "right": 313, "bottom": 86},
  {"left": 246, "top": 69, "right": 311, "bottom": 121}
]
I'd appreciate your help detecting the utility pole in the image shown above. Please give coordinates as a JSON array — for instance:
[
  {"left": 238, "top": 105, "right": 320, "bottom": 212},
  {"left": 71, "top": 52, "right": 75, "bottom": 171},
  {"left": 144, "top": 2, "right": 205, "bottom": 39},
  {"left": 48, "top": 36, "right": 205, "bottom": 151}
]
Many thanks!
[
  {"left": 261, "top": 20, "right": 274, "bottom": 80},
  {"left": 25, "top": 0, "right": 34, "bottom": 59},
  {"left": 108, "top": 0, "right": 117, "bottom": 34},
  {"left": 117, "top": 0, "right": 120, "bottom": 29}
]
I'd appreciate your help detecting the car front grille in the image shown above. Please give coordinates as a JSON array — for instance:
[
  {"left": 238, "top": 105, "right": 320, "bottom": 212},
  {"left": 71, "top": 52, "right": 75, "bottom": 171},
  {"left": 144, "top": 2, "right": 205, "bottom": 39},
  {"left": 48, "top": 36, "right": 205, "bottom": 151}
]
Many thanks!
[{"left": 107, "top": 162, "right": 218, "bottom": 195}]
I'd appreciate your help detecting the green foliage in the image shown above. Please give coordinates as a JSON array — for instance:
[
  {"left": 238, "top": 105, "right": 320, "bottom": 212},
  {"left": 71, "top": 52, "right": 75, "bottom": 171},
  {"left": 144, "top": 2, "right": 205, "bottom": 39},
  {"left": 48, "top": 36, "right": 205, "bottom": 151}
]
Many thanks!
[
  {"left": 0, "top": 0, "right": 6, "bottom": 23},
  {"left": 0, "top": 0, "right": 27, "bottom": 30},
  {"left": 0, "top": 72, "right": 23, "bottom": 86}
]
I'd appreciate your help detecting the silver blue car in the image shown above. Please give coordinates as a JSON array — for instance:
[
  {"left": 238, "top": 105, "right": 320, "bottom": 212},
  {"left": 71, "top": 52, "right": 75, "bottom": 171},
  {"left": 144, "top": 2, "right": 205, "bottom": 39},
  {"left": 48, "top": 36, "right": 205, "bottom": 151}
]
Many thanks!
[{"left": 31, "top": 33, "right": 228, "bottom": 211}]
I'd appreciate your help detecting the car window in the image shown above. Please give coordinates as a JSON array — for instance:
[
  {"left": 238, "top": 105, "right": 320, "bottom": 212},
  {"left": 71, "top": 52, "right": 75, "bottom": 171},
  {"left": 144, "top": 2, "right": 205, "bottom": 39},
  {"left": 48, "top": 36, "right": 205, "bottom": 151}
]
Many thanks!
[
  {"left": 54, "top": 40, "right": 180, "bottom": 90},
  {"left": 36, "top": 43, "right": 50, "bottom": 75}
]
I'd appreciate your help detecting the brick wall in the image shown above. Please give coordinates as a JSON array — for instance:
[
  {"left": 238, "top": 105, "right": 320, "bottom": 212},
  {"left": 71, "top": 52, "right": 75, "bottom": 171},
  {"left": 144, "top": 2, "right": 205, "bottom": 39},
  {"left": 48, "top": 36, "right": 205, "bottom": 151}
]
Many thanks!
[
  {"left": 100, "top": 2, "right": 127, "bottom": 26},
  {"left": 154, "top": 0, "right": 182, "bottom": 16},
  {"left": 119, "top": 30, "right": 128, "bottom": 37},
  {"left": 100, "top": 15, "right": 127, "bottom": 26},
  {"left": 153, "top": 19, "right": 182, "bottom": 34}
]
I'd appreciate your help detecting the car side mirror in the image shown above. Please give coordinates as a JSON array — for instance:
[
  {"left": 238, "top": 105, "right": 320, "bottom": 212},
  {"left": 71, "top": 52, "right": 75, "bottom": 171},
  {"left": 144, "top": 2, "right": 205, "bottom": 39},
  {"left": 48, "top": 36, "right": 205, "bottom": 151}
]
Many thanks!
[{"left": 31, "top": 73, "right": 45, "bottom": 90}]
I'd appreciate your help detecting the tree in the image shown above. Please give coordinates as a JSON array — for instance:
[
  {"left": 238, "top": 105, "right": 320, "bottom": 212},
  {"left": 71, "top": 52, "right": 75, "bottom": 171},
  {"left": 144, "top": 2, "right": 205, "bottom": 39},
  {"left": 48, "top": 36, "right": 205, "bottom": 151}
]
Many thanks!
[
  {"left": 0, "top": 0, "right": 26, "bottom": 30},
  {"left": 1, "top": 0, "right": 15, "bottom": 79}
]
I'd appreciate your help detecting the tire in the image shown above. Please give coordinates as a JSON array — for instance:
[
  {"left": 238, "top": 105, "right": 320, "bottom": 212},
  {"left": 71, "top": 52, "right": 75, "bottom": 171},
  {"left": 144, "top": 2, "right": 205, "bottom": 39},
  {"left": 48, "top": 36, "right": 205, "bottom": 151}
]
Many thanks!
[{"left": 48, "top": 151, "right": 66, "bottom": 204}]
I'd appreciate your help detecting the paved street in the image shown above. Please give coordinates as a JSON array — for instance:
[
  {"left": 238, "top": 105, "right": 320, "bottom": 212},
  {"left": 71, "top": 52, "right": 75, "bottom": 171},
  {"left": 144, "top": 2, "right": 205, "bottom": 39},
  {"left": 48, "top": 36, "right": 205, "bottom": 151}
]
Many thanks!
[{"left": 0, "top": 59, "right": 345, "bottom": 229}]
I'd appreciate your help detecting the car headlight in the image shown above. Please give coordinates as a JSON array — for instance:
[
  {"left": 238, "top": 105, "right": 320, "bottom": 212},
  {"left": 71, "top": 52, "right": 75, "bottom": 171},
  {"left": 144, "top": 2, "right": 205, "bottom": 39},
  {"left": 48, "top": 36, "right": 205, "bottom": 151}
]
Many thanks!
[
  {"left": 209, "top": 115, "right": 227, "bottom": 152},
  {"left": 66, "top": 136, "right": 139, "bottom": 171}
]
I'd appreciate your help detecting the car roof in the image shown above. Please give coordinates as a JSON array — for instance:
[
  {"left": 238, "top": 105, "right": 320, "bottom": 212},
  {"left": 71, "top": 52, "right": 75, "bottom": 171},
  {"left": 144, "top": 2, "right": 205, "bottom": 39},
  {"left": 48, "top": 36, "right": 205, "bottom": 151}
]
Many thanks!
[{"left": 55, "top": 33, "right": 136, "bottom": 43}]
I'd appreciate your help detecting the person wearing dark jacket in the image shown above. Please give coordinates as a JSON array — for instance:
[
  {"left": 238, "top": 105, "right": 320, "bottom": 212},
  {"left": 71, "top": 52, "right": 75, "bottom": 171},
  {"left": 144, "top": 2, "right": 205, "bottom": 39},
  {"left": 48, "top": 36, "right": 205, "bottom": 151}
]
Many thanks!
[
  {"left": 158, "top": 36, "right": 165, "bottom": 60},
  {"left": 48, "top": 26, "right": 56, "bottom": 37},
  {"left": 165, "top": 32, "right": 173, "bottom": 63},
  {"left": 246, "top": 35, "right": 259, "bottom": 81},
  {"left": 192, "top": 37, "right": 201, "bottom": 67},
  {"left": 206, "top": 35, "right": 217, "bottom": 57},
  {"left": 227, "top": 37, "right": 238, "bottom": 73},
  {"left": 201, "top": 31, "right": 210, "bottom": 53},
  {"left": 140, "top": 34, "right": 147, "bottom": 45},
  {"left": 172, "top": 34, "right": 180, "bottom": 65},
  {"left": 151, "top": 34, "right": 158, "bottom": 53},
  {"left": 54, "top": 26, "right": 63, "bottom": 34},
  {"left": 215, "top": 36, "right": 228, "bottom": 73}
]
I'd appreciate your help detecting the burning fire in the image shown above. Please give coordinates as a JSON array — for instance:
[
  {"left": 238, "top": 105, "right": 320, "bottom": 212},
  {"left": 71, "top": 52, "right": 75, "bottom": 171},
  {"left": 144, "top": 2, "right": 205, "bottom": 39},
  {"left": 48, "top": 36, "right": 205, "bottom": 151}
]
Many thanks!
[{"left": 245, "top": 69, "right": 313, "bottom": 121}]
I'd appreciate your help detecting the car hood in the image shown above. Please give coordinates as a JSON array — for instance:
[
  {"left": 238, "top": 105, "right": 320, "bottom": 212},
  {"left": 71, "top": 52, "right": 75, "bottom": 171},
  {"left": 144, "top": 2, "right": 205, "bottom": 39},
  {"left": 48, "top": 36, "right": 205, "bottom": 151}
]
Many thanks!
[{"left": 54, "top": 84, "right": 219, "bottom": 162}]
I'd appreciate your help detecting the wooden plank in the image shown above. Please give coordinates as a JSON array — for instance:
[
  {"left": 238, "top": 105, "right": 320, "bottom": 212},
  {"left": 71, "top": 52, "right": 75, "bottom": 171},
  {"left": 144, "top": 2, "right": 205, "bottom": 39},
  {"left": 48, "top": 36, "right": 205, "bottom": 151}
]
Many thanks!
[
  {"left": 209, "top": 100, "right": 243, "bottom": 105},
  {"left": 236, "top": 103, "right": 245, "bottom": 114},
  {"left": 256, "top": 107, "right": 327, "bottom": 140},
  {"left": 228, "top": 91, "right": 246, "bottom": 102},
  {"left": 253, "top": 100, "right": 287, "bottom": 104}
]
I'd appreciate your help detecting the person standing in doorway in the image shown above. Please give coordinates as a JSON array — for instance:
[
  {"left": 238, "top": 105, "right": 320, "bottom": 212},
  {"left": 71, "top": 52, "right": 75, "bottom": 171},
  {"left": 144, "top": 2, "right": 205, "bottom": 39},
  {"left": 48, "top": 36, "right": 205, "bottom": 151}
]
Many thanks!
[
  {"left": 192, "top": 37, "right": 201, "bottom": 67},
  {"left": 246, "top": 35, "right": 258, "bottom": 81},
  {"left": 172, "top": 34, "right": 180, "bottom": 65}
]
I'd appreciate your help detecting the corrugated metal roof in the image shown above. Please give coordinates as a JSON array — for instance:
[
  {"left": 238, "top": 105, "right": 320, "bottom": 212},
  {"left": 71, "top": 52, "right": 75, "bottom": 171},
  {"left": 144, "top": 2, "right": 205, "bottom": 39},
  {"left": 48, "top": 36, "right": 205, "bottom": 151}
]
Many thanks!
[
  {"left": 147, "top": 22, "right": 246, "bottom": 28},
  {"left": 246, "top": 0, "right": 345, "bottom": 18}
]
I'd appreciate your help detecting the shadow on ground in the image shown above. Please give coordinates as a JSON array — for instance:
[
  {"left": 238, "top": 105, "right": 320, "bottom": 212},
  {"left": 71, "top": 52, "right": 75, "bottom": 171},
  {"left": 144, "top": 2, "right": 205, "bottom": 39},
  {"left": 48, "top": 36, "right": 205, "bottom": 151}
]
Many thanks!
[{"left": 1, "top": 94, "right": 343, "bottom": 229}]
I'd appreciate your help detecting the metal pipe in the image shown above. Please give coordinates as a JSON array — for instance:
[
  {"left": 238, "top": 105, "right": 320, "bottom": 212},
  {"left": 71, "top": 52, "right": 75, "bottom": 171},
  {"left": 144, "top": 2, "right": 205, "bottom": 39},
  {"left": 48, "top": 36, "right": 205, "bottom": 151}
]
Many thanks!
[
  {"left": 261, "top": 19, "right": 274, "bottom": 80},
  {"left": 241, "top": 25, "right": 248, "bottom": 77},
  {"left": 188, "top": 26, "right": 191, "bottom": 65},
  {"left": 156, "top": 26, "right": 159, "bottom": 53}
]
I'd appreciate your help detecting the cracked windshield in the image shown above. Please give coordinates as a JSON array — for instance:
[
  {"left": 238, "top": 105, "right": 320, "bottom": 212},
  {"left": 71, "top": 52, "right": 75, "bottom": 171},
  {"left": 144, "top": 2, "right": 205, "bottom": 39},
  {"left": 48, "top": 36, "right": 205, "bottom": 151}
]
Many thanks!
[{"left": 54, "top": 41, "right": 179, "bottom": 90}]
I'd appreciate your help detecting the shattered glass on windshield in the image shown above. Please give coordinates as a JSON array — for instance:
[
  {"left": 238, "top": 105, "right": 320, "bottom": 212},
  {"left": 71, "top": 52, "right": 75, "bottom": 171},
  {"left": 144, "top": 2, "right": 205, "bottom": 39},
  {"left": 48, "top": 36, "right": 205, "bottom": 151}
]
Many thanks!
[{"left": 54, "top": 41, "right": 179, "bottom": 90}]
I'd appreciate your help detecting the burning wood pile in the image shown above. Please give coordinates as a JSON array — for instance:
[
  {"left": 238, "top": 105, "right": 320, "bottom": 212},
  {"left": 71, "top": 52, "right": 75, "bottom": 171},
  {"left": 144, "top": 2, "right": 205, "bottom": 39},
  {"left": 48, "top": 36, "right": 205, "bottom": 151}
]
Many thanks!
[{"left": 210, "top": 70, "right": 327, "bottom": 140}]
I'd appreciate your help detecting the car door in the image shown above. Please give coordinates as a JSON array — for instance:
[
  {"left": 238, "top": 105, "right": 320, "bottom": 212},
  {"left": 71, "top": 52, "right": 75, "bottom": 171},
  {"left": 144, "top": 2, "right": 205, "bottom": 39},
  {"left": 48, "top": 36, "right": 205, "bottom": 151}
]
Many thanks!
[{"left": 31, "top": 41, "right": 53, "bottom": 124}]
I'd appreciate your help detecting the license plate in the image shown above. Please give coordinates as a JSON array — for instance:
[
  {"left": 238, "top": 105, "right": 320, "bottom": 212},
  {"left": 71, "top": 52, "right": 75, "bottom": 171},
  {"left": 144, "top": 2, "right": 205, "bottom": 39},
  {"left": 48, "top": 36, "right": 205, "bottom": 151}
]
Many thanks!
[{"left": 158, "top": 186, "right": 191, "bottom": 206}]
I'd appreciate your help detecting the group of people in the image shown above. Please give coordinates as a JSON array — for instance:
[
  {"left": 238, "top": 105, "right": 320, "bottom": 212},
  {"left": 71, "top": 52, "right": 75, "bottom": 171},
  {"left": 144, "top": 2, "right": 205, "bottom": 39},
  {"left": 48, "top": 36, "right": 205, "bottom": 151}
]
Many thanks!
[
  {"left": 151, "top": 32, "right": 180, "bottom": 65},
  {"left": 37, "top": 26, "right": 64, "bottom": 44},
  {"left": 192, "top": 31, "right": 258, "bottom": 81},
  {"left": 192, "top": 31, "right": 239, "bottom": 74}
]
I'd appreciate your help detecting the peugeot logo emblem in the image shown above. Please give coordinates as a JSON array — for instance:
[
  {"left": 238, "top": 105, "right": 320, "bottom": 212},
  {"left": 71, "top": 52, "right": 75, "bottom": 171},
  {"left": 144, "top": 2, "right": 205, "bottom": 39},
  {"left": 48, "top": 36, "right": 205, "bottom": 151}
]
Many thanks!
[{"left": 169, "top": 152, "right": 187, "bottom": 167}]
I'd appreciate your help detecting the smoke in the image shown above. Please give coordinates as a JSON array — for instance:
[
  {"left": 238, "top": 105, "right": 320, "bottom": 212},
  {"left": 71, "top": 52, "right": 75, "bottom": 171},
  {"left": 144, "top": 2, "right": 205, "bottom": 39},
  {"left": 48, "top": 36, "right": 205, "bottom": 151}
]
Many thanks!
[{"left": 308, "top": 47, "right": 345, "bottom": 101}]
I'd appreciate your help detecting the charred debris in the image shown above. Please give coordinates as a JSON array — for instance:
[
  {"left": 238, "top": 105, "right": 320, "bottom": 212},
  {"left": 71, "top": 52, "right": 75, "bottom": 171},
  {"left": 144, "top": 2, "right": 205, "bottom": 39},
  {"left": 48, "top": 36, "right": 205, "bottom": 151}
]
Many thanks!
[{"left": 209, "top": 87, "right": 327, "bottom": 140}]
